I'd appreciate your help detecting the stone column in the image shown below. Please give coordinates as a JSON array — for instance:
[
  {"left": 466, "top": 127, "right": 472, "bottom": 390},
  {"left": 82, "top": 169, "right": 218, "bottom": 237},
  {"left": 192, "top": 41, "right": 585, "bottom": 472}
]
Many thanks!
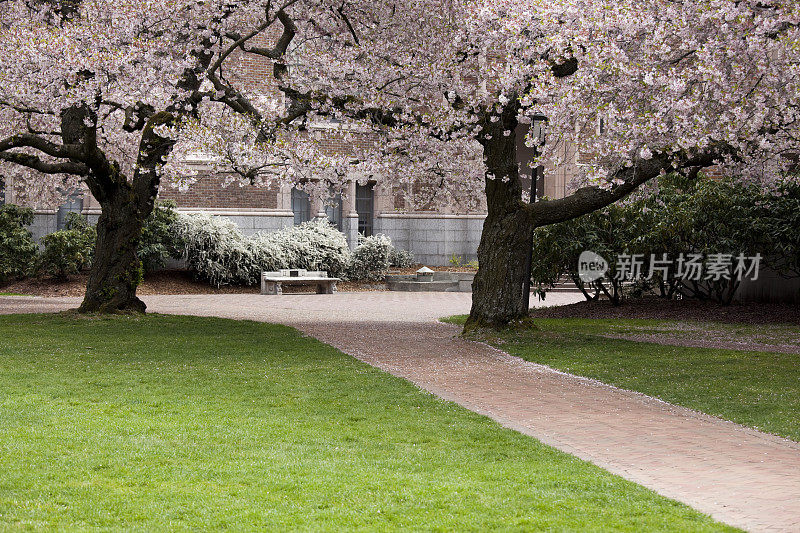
[
  {"left": 343, "top": 179, "right": 359, "bottom": 248},
  {"left": 311, "top": 195, "right": 326, "bottom": 220},
  {"left": 82, "top": 188, "right": 102, "bottom": 224},
  {"left": 277, "top": 184, "right": 293, "bottom": 212},
  {"left": 2, "top": 176, "right": 14, "bottom": 205}
]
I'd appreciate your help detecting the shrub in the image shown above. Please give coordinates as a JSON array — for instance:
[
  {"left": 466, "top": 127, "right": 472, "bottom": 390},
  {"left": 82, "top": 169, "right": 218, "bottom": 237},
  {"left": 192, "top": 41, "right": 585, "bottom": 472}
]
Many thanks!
[
  {"left": 256, "top": 219, "right": 351, "bottom": 277},
  {"left": 248, "top": 232, "right": 290, "bottom": 273},
  {"left": 62, "top": 212, "right": 95, "bottom": 237},
  {"left": 389, "top": 247, "right": 415, "bottom": 268},
  {"left": 174, "top": 213, "right": 416, "bottom": 285},
  {"left": 530, "top": 174, "right": 785, "bottom": 305},
  {"left": 531, "top": 202, "right": 640, "bottom": 304},
  {"left": 38, "top": 213, "right": 96, "bottom": 280},
  {"left": 449, "top": 254, "right": 464, "bottom": 268},
  {"left": 138, "top": 200, "right": 183, "bottom": 273},
  {"left": 173, "top": 213, "right": 257, "bottom": 287},
  {"left": 0, "top": 204, "right": 38, "bottom": 283},
  {"left": 757, "top": 179, "right": 800, "bottom": 278},
  {"left": 348, "top": 234, "right": 393, "bottom": 281},
  {"left": 445, "top": 253, "right": 476, "bottom": 270}
]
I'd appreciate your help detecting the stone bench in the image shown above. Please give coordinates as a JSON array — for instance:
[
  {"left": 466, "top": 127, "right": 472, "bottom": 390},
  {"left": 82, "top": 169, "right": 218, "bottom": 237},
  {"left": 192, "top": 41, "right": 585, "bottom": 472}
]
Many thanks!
[{"left": 261, "top": 269, "right": 340, "bottom": 295}]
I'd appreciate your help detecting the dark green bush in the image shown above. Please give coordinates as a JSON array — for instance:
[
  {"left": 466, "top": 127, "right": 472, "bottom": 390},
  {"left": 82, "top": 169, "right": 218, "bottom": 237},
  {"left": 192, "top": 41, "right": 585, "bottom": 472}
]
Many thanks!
[
  {"left": 531, "top": 174, "right": 791, "bottom": 305},
  {"left": 138, "top": 200, "right": 183, "bottom": 273},
  {"left": 0, "top": 204, "right": 38, "bottom": 283},
  {"left": 757, "top": 179, "right": 800, "bottom": 278},
  {"left": 38, "top": 213, "right": 96, "bottom": 280},
  {"left": 531, "top": 201, "right": 643, "bottom": 304}
]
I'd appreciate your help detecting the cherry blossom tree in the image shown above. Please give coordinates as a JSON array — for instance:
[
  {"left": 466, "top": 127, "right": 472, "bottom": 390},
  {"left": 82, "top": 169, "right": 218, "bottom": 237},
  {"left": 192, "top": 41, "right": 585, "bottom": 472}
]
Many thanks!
[
  {"left": 0, "top": 0, "right": 345, "bottom": 312},
  {"left": 183, "top": 0, "right": 798, "bottom": 326},
  {"left": 2, "top": 0, "right": 798, "bottom": 324}
]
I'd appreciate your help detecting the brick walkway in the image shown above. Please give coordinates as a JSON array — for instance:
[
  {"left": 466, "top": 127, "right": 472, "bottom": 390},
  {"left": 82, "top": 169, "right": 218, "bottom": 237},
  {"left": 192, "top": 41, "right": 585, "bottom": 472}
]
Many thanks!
[{"left": 2, "top": 293, "right": 799, "bottom": 532}]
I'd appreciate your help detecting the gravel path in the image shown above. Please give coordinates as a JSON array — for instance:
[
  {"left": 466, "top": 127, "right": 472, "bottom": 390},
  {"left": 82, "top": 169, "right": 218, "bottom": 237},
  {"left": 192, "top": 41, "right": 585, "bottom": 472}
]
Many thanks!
[{"left": 2, "top": 292, "right": 799, "bottom": 532}]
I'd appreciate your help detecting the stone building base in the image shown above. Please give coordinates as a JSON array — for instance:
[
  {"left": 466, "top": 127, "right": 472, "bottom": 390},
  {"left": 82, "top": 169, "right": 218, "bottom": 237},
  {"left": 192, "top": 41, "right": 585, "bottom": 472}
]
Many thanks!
[
  {"left": 375, "top": 214, "right": 484, "bottom": 266},
  {"left": 24, "top": 210, "right": 486, "bottom": 267}
]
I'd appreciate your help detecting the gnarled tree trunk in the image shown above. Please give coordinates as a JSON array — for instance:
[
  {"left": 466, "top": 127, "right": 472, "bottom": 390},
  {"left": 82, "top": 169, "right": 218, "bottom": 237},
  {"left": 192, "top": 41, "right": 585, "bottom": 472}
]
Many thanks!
[
  {"left": 465, "top": 117, "right": 715, "bottom": 328},
  {"left": 468, "top": 182, "right": 532, "bottom": 327},
  {"left": 466, "top": 106, "right": 533, "bottom": 328},
  {"left": 77, "top": 114, "right": 168, "bottom": 314},
  {"left": 79, "top": 192, "right": 149, "bottom": 313}
]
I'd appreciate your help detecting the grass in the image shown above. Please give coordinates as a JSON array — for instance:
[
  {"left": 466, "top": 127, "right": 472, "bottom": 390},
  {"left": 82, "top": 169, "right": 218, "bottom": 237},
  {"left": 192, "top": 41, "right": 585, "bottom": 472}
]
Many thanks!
[
  {"left": 0, "top": 292, "right": 26, "bottom": 296},
  {"left": 446, "top": 316, "right": 800, "bottom": 441},
  {"left": 0, "top": 313, "right": 734, "bottom": 531}
]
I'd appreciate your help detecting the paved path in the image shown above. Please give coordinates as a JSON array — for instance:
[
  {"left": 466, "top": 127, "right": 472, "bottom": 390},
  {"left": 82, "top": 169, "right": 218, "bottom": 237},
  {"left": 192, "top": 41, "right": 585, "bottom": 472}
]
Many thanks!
[{"left": 2, "top": 293, "right": 799, "bottom": 532}]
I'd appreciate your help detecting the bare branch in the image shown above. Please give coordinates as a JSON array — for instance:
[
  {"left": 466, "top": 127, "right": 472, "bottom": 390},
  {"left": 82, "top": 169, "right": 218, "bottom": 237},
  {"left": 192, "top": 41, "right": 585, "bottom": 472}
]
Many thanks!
[
  {"left": 528, "top": 149, "right": 728, "bottom": 226},
  {"left": 0, "top": 151, "right": 88, "bottom": 175}
]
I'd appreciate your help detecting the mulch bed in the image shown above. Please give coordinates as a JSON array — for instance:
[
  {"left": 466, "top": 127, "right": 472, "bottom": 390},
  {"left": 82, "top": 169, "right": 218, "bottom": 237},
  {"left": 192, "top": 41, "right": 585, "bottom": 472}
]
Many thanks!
[
  {"left": 0, "top": 270, "right": 387, "bottom": 297},
  {"left": 388, "top": 265, "right": 477, "bottom": 275},
  {"left": 533, "top": 297, "right": 800, "bottom": 325}
]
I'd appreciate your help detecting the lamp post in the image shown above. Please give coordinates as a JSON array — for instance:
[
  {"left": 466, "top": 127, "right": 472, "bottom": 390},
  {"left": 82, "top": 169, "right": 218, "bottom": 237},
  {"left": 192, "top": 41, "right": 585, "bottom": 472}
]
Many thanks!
[{"left": 522, "top": 115, "right": 547, "bottom": 314}]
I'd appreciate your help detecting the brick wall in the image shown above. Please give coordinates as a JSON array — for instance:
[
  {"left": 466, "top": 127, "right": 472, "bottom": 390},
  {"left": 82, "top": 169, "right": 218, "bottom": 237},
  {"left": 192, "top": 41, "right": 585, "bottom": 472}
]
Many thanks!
[
  {"left": 164, "top": 30, "right": 490, "bottom": 216},
  {"left": 159, "top": 175, "right": 279, "bottom": 210}
]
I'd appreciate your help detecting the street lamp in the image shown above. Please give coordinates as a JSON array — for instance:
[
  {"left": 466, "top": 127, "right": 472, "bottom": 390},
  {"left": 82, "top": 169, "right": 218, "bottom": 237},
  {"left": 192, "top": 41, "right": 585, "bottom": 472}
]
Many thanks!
[{"left": 522, "top": 115, "right": 547, "bottom": 313}]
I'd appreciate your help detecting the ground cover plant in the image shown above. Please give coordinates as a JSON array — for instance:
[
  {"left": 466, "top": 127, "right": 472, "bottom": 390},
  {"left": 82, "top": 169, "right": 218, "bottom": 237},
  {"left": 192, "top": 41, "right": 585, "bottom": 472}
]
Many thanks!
[
  {"left": 446, "top": 316, "right": 800, "bottom": 441},
  {"left": 0, "top": 314, "right": 734, "bottom": 531}
]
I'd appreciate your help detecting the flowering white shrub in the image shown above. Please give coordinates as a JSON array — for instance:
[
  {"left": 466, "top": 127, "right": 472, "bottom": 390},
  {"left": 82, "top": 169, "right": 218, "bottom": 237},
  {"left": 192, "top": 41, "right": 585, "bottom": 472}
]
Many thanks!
[
  {"left": 247, "top": 233, "right": 290, "bottom": 274},
  {"left": 348, "top": 234, "right": 393, "bottom": 281},
  {"left": 173, "top": 213, "right": 259, "bottom": 287},
  {"left": 255, "top": 220, "right": 351, "bottom": 277},
  {"left": 175, "top": 214, "right": 415, "bottom": 285},
  {"left": 389, "top": 248, "right": 415, "bottom": 269}
]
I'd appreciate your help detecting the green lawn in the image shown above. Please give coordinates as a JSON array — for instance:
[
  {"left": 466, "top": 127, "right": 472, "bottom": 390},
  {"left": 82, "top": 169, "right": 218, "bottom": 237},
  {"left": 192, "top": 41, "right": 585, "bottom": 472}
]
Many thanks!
[
  {"left": 448, "top": 316, "right": 800, "bottom": 441},
  {"left": 0, "top": 314, "right": 733, "bottom": 531}
]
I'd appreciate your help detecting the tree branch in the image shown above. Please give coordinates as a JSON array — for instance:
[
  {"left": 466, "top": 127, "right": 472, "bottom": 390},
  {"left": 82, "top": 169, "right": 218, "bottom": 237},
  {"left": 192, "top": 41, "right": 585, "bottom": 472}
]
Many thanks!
[
  {"left": 527, "top": 149, "right": 726, "bottom": 227},
  {"left": 0, "top": 133, "right": 82, "bottom": 160},
  {"left": 0, "top": 151, "right": 88, "bottom": 175},
  {"left": 241, "top": 9, "right": 298, "bottom": 59}
]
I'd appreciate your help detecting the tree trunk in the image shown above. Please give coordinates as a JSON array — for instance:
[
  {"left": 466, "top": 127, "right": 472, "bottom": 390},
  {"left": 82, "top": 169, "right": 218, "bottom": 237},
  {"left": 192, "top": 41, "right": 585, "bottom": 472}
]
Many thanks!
[
  {"left": 463, "top": 125, "right": 724, "bottom": 328},
  {"left": 76, "top": 113, "right": 169, "bottom": 314},
  {"left": 468, "top": 196, "right": 532, "bottom": 327},
  {"left": 466, "top": 106, "right": 533, "bottom": 328},
  {"left": 79, "top": 194, "right": 148, "bottom": 313}
]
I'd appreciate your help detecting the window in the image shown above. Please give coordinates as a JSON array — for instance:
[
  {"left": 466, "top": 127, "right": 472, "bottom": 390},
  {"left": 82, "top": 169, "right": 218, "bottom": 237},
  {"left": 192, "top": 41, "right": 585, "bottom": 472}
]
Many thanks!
[
  {"left": 356, "top": 184, "right": 374, "bottom": 236},
  {"left": 325, "top": 192, "right": 343, "bottom": 231},
  {"left": 57, "top": 192, "right": 84, "bottom": 230},
  {"left": 291, "top": 188, "right": 311, "bottom": 225}
]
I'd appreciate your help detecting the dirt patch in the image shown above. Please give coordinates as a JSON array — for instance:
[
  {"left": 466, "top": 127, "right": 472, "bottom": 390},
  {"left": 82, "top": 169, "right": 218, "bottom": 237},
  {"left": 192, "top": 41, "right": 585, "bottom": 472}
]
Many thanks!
[
  {"left": 602, "top": 333, "right": 800, "bottom": 355},
  {"left": 533, "top": 297, "right": 800, "bottom": 325},
  {"left": 0, "top": 270, "right": 387, "bottom": 297},
  {"left": 388, "top": 264, "right": 477, "bottom": 275}
]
